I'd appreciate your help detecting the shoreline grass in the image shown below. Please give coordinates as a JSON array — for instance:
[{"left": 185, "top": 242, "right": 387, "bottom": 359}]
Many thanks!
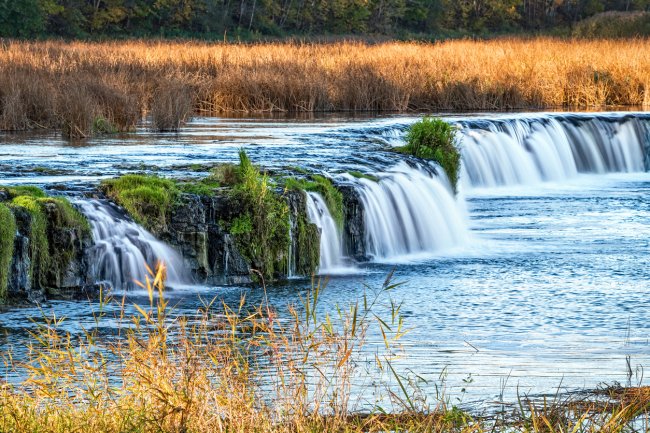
[
  {"left": 0, "top": 39, "right": 649, "bottom": 138},
  {"left": 0, "top": 264, "right": 648, "bottom": 432}
]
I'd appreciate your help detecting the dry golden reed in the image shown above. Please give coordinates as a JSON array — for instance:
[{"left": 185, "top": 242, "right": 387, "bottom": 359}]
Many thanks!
[
  {"left": 0, "top": 265, "right": 649, "bottom": 432},
  {"left": 0, "top": 38, "right": 649, "bottom": 137}
]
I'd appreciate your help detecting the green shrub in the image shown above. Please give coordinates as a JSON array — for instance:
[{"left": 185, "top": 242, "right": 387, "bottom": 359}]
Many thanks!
[
  {"left": 4, "top": 186, "right": 47, "bottom": 199},
  {"left": 0, "top": 204, "right": 16, "bottom": 301},
  {"left": 101, "top": 174, "right": 179, "bottom": 233},
  {"left": 396, "top": 116, "right": 460, "bottom": 193}
]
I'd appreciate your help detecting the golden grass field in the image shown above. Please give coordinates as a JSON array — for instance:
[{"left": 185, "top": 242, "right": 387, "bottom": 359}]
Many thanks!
[{"left": 0, "top": 38, "right": 649, "bottom": 137}]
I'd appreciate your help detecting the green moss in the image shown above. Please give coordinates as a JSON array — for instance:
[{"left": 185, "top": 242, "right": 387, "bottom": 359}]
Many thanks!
[
  {"left": 224, "top": 150, "right": 291, "bottom": 281},
  {"left": 101, "top": 174, "right": 179, "bottom": 233},
  {"left": 4, "top": 186, "right": 47, "bottom": 199},
  {"left": 11, "top": 195, "right": 49, "bottom": 289},
  {"left": 178, "top": 179, "right": 220, "bottom": 196},
  {"left": 0, "top": 204, "right": 16, "bottom": 302},
  {"left": 348, "top": 171, "right": 379, "bottom": 182},
  {"left": 284, "top": 175, "right": 344, "bottom": 229},
  {"left": 395, "top": 116, "right": 461, "bottom": 194}
]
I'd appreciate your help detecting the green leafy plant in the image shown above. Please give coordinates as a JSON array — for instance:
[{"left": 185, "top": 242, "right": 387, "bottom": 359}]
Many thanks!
[
  {"left": 396, "top": 116, "right": 461, "bottom": 194},
  {"left": 0, "top": 204, "right": 16, "bottom": 301}
]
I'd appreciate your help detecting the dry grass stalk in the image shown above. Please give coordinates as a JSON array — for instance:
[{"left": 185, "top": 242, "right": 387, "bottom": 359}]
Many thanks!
[{"left": 0, "top": 263, "right": 648, "bottom": 432}]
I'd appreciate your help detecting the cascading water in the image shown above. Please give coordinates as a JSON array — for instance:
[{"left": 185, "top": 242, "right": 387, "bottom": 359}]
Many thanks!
[
  {"left": 345, "top": 162, "right": 470, "bottom": 261},
  {"left": 305, "top": 192, "right": 347, "bottom": 272},
  {"left": 458, "top": 115, "right": 648, "bottom": 188},
  {"left": 77, "top": 199, "right": 188, "bottom": 290}
]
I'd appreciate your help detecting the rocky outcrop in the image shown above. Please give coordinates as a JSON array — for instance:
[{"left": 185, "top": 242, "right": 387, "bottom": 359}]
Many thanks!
[
  {"left": 165, "top": 193, "right": 251, "bottom": 285},
  {"left": 339, "top": 185, "right": 367, "bottom": 261},
  {"left": 159, "top": 190, "right": 320, "bottom": 285},
  {"left": 0, "top": 191, "right": 94, "bottom": 304}
]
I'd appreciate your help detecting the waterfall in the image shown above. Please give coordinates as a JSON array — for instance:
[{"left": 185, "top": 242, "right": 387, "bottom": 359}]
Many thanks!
[
  {"left": 459, "top": 115, "right": 648, "bottom": 188},
  {"left": 305, "top": 192, "right": 347, "bottom": 272},
  {"left": 347, "top": 162, "right": 470, "bottom": 261},
  {"left": 77, "top": 199, "right": 188, "bottom": 290}
]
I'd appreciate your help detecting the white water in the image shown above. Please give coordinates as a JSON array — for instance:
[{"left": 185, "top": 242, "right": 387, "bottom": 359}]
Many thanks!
[
  {"left": 460, "top": 116, "right": 647, "bottom": 188},
  {"left": 77, "top": 199, "right": 188, "bottom": 290},
  {"left": 346, "top": 163, "right": 471, "bottom": 261},
  {"left": 305, "top": 192, "right": 348, "bottom": 273}
]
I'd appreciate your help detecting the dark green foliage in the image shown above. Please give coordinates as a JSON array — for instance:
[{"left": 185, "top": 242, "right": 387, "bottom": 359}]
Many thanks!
[
  {"left": 4, "top": 186, "right": 47, "bottom": 199},
  {"left": 101, "top": 174, "right": 179, "bottom": 233},
  {"left": 284, "top": 176, "right": 344, "bottom": 229},
  {"left": 0, "top": 204, "right": 15, "bottom": 301},
  {"left": 225, "top": 150, "right": 290, "bottom": 281},
  {"left": 396, "top": 116, "right": 460, "bottom": 194},
  {"left": 2, "top": 0, "right": 647, "bottom": 39}
]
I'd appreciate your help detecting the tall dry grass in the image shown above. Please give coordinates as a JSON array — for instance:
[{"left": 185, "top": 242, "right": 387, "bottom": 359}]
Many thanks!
[
  {"left": 0, "top": 38, "right": 649, "bottom": 137},
  {"left": 0, "top": 264, "right": 649, "bottom": 432}
]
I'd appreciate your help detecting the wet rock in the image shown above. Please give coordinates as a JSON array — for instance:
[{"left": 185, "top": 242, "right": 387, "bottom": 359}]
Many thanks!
[
  {"left": 286, "top": 189, "right": 320, "bottom": 277},
  {"left": 340, "top": 185, "right": 367, "bottom": 261},
  {"left": 166, "top": 194, "right": 252, "bottom": 285}
]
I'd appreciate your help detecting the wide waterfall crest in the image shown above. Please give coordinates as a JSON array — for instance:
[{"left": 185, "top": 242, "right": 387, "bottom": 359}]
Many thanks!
[
  {"left": 459, "top": 114, "right": 648, "bottom": 188},
  {"left": 346, "top": 162, "right": 470, "bottom": 261},
  {"left": 77, "top": 199, "right": 188, "bottom": 290},
  {"left": 305, "top": 192, "right": 350, "bottom": 273}
]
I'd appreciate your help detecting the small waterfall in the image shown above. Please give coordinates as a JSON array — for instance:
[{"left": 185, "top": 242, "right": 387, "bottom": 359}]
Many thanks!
[
  {"left": 77, "top": 199, "right": 188, "bottom": 290},
  {"left": 305, "top": 192, "right": 347, "bottom": 272},
  {"left": 459, "top": 115, "right": 648, "bottom": 188},
  {"left": 348, "top": 162, "right": 470, "bottom": 261}
]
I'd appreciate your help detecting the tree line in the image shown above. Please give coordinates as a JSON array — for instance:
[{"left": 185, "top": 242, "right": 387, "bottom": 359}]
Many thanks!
[{"left": 0, "top": 0, "right": 648, "bottom": 38}]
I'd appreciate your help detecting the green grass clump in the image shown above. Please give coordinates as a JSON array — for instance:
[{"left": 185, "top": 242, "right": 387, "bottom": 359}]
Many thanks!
[
  {"left": 0, "top": 204, "right": 16, "bottom": 301},
  {"left": 396, "top": 116, "right": 461, "bottom": 193},
  {"left": 178, "top": 179, "right": 221, "bottom": 196},
  {"left": 226, "top": 150, "right": 290, "bottom": 281},
  {"left": 101, "top": 174, "right": 179, "bottom": 234},
  {"left": 284, "top": 175, "right": 344, "bottom": 229},
  {"left": 348, "top": 171, "right": 379, "bottom": 182},
  {"left": 210, "top": 163, "right": 239, "bottom": 187},
  {"left": 4, "top": 186, "right": 47, "bottom": 199}
]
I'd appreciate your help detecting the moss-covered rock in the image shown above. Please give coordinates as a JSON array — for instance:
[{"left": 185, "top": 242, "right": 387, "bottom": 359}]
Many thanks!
[
  {"left": 284, "top": 175, "right": 344, "bottom": 229},
  {"left": 6, "top": 187, "right": 91, "bottom": 295},
  {"left": 0, "top": 204, "right": 16, "bottom": 301},
  {"left": 222, "top": 150, "right": 291, "bottom": 281},
  {"left": 101, "top": 174, "right": 179, "bottom": 234}
]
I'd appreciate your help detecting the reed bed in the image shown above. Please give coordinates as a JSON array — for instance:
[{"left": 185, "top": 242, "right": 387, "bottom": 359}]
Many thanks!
[
  {"left": 0, "top": 38, "right": 649, "bottom": 138},
  {"left": 0, "top": 265, "right": 649, "bottom": 432}
]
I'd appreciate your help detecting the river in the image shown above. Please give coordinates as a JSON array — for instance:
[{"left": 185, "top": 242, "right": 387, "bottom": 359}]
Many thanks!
[{"left": 0, "top": 111, "right": 649, "bottom": 408}]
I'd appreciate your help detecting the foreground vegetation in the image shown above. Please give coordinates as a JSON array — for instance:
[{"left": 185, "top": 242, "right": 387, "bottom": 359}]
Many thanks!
[
  {"left": 1, "top": 38, "right": 649, "bottom": 138},
  {"left": 0, "top": 265, "right": 648, "bottom": 432}
]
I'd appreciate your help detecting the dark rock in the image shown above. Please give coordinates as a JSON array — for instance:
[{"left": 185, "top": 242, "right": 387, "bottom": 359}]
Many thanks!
[{"left": 340, "top": 184, "right": 367, "bottom": 261}]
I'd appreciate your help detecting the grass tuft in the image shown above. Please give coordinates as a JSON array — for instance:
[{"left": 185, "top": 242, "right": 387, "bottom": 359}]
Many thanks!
[
  {"left": 101, "top": 174, "right": 179, "bottom": 233},
  {"left": 396, "top": 116, "right": 461, "bottom": 193}
]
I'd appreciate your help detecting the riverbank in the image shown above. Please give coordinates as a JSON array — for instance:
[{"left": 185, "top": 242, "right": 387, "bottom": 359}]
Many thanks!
[
  {"left": 1, "top": 265, "right": 648, "bottom": 433},
  {"left": 1, "top": 38, "right": 649, "bottom": 138}
]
